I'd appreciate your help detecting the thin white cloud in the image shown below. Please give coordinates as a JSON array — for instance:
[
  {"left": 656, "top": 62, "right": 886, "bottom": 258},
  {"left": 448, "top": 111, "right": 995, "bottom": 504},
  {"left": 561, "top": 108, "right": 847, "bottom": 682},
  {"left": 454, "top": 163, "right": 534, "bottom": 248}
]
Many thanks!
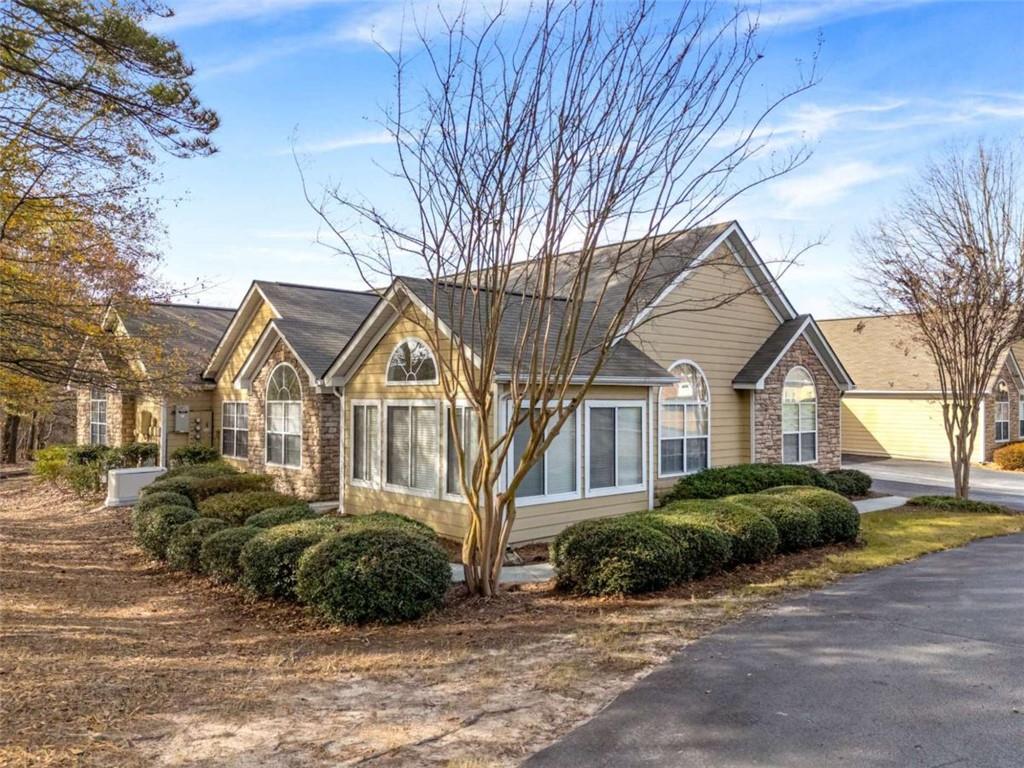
[
  {"left": 283, "top": 130, "right": 392, "bottom": 155},
  {"left": 772, "top": 160, "right": 899, "bottom": 210},
  {"left": 153, "top": 0, "right": 353, "bottom": 31},
  {"left": 758, "top": 0, "right": 938, "bottom": 29}
]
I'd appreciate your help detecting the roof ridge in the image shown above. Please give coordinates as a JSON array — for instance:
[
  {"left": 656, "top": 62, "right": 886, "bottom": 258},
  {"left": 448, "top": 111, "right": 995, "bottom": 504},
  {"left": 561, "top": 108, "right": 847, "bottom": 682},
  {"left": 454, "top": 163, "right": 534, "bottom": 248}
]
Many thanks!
[
  {"left": 403, "top": 275, "right": 582, "bottom": 304},
  {"left": 147, "top": 301, "right": 236, "bottom": 312},
  {"left": 257, "top": 279, "right": 376, "bottom": 296}
]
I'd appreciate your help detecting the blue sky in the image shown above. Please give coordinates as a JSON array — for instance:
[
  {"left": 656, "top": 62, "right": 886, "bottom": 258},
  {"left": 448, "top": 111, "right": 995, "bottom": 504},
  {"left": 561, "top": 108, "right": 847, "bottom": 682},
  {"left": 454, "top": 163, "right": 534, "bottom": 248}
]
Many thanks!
[{"left": 151, "top": 0, "right": 1024, "bottom": 319}]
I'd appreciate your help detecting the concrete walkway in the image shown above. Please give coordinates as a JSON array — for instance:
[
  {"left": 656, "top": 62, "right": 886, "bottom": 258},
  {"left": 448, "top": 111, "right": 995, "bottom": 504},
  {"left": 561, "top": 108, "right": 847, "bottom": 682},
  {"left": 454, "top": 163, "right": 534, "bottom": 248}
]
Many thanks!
[{"left": 526, "top": 533, "right": 1024, "bottom": 767}]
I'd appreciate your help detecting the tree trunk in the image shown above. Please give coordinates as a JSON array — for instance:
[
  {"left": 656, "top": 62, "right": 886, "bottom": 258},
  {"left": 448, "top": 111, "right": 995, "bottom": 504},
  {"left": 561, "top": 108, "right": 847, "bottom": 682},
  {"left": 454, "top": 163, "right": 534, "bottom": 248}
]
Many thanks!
[
  {"left": 27, "top": 411, "right": 38, "bottom": 459},
  {"left": 2, "top": 414, "right": 21, "bottom": 465}
]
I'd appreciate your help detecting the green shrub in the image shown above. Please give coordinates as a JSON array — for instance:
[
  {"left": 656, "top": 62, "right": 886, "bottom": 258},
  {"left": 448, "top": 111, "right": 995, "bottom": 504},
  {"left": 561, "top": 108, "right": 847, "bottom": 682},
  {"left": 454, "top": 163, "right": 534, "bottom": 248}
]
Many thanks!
[
  {"left": 170, "top": 444, "right": 221, "bottom": 467},
  {"left": 665, "top": 499, "right": 779, "bottom": 565},
  {"left": 906, "top": 495, "right": 1007, "bottom": 514},
  {"left": 661, "top": 463, "right": 837, "bottom": 504},
  {"left": 296, "top": 528, "right": 451, "bottom": 625},
  {"left": 142, "top": 476, "right": 201, "bottom": 503},
  {"left": 239, "top": 518, "right": 346, "bottom": 599},
  {"left": 763, "top": 486, "right": 860, "bottom": 544},
  {"left": 551, "top": 516, "right": 682, "bottom": 596},
  {"left": 137, "top": 505, "right": 198, "bottom": 559},
  {"left": 135, "top": 491, "right": 194, "bottom": 515},
  {"left": 725, "top": 494, "right": 820, "bottom": 553},
  {"left": 61, "top": 462, "right": 105, "bottom": 495},
  {"left": 161, "top": 461, "right": 238, "bottom": 481},
  {"left": 191, "top": 473, "right": 274, "bottom": 502},
  {"left": 245, "top": 504, "right": 317, "bottom": 528},
  {"left": 199, "top": 526, "right": 262, "bottom": 583},
  {"left": 825, "top": 469, "right": 873, "bottom": 498},
  {"left": 993, "top": 442, "right": 1024, "bottom": 471},
  {"left": 66, "top": 444, "right": 112, "bottom": 465},
  {"left": 111, "top": 442, "right": 159, "bottom": 468},
  {"left": 343, "top": 511, "right": 436, "bottom": 538},
  {"left": 198, "top": 490, "right": 301, "bottom": 525},
  {"left": 640, "top": 512, "right": 731, "bottom": 579},
  {"left": 32, "top": 444, "right": 71, "bottom": 483},
  {"left": 166, "top": 517, "right": 229, "bottom": 571}
]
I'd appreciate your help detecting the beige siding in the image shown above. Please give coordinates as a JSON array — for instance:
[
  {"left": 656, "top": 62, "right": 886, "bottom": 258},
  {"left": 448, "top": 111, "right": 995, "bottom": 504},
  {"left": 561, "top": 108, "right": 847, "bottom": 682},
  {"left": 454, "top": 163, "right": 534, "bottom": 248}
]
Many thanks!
[
  {"left": 841, "top": 394, "right": 984, "bottom": 463},
  {"left": 627, "top": 245, "right": 779, "bottom": 487},
  {"left": 165, "top": 391, "right": 217, "bottom": 455}
]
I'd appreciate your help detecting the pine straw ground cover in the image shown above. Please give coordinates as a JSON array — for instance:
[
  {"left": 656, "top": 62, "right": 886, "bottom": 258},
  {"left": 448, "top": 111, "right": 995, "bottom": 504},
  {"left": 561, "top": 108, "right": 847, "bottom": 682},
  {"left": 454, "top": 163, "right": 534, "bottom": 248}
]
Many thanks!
[{"left": 2, "top": 476, "right": 1023, "bottom": 768}]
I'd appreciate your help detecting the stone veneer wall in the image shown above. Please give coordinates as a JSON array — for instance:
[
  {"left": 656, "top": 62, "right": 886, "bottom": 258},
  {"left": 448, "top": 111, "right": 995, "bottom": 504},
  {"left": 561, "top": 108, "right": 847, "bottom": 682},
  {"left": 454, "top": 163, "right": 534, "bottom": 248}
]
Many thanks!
[
  {"left": 982, "top": 358, "right": 1022, "bottom": 461},
  {"left": 247, "top": 340, "right": 340, "bottom": 501},
  {"left": 753, "top": 335, "right": 842, "bottom": 472},
  {"left": 75, "top": 387, "right": 136, "bottom": 447}
]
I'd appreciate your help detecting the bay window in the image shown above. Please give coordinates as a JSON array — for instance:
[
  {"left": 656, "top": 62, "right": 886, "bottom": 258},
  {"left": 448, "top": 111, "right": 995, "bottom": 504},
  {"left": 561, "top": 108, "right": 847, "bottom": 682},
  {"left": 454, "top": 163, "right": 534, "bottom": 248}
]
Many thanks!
[
  {"left": 221, "top": 402, "right": 248, "bottom": 459},
  {"left": 386, "top": 402, "right": 439, "bottom": 494},
  {"left": 351, "top": 402, "right": 380, "bottom": 485},
  {"left": 659, "top": 362, "right": 709, "bottom": 476},
  {"left": 587, "top": 401, "right": 645, "bottom": 495},
  {"left": 782, "top": 367, "right": 817, "bottom": 464}
]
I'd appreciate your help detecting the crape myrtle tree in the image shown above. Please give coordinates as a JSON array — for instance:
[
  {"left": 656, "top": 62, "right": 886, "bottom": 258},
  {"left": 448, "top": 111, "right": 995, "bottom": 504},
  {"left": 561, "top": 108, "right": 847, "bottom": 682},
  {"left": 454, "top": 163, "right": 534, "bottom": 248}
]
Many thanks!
[
  {"left": 1, "top": 0, "right": 219, "bottom": 456},
  {"left": 309, "top": 0, "right": 818, "bottom": 595},
  {"left": 859, "top": 141, "right": 1024, "bottom": 499}
]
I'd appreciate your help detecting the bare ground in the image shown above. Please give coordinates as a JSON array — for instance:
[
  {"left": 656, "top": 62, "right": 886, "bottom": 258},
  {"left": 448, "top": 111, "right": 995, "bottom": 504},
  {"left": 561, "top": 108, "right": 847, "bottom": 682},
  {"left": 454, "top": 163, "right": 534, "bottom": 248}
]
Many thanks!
[{"left": 0, "top": 475, "right": 844, "bottom": 768}]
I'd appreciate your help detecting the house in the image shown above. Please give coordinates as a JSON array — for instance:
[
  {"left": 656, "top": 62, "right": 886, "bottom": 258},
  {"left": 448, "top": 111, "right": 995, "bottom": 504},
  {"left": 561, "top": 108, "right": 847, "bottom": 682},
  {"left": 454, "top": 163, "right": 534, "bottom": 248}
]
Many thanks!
[
  {"left": 76, "top": 221, "right": 854, "bottom": 541},
  {"left": 75, "top": 303, "right": 235, "bottom": 461},
  {"left": 819, "top": 314, "right": 1024, "bottom": 463}
]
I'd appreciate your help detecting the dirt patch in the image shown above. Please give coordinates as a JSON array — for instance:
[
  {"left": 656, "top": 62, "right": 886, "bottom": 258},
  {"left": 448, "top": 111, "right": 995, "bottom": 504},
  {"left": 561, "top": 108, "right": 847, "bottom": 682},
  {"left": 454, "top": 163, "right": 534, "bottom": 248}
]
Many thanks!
[{"left": 0, "top": 475, "right": 840, "bottom": 767}]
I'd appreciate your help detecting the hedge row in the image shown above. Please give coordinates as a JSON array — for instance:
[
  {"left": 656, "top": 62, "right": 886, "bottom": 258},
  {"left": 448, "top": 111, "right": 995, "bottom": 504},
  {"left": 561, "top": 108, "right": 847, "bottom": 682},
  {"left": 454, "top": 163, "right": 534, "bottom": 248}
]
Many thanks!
[
  {"left": 993, "top": 442, "right": 1024, "bottom": 471},
  {"left": 660, "top": 463, "right": 873, "bottom": 504},
  {"left": 552, "top": 488, "right": 860, "bottom": 596}
]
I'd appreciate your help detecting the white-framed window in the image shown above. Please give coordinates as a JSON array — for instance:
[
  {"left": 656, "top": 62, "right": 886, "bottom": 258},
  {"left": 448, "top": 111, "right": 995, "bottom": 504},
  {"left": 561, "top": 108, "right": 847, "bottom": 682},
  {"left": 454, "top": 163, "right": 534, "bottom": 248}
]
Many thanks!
[
  {"left": 994, "top": 380, "right": 1009, "bottom": 443},
  {"left": 89, "top": 387, "right": 107, "bottom": 446},
  {"left": 659, "top": 361, "right": 710, "bottom": 477},
  {"left": 384, "top": 401, "right": 440, "bottom": 496},
  {"left": 445, "top": 404, "right": 478, "bottom": 498},
  {"left": 586, "top": 400, "right": 646, "bottom": 497},
  {"left": 782, "top": 366, "right": 817, "bottom": 464},
  {"left": 351, "top": 401, "right": 380, "bottom": 486},
  {"left": 386, "top": 338, "right": 438, "bottom": 384},
  {"left": 266, "top": 363, "right": 302, "bottom": 468},
  {"left": 221, "top": 401, "right": 248, "bottom": 459},
  {"left": 1019, "top": 392, "right": 1023, "bottom": 440},
  {"left": 505, "top": 402, "right": 581, "bottom": 506}
]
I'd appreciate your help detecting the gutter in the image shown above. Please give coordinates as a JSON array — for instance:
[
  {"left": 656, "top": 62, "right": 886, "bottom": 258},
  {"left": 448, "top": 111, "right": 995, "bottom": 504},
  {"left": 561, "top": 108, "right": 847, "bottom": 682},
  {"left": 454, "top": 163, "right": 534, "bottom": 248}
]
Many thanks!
[{"left": 333, "top": 386, "right": 345, "bottom": 514}]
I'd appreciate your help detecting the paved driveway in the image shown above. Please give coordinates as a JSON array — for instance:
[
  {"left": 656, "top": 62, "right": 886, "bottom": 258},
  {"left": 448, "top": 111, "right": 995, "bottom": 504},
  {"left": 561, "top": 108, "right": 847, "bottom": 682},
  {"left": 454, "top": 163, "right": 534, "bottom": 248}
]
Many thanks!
[
  {"left": 526, "top": 534, "right": 1024, "bottom": 768},
  {"left": 844, "top": 455, "right": 1024, "bottom": 511}
]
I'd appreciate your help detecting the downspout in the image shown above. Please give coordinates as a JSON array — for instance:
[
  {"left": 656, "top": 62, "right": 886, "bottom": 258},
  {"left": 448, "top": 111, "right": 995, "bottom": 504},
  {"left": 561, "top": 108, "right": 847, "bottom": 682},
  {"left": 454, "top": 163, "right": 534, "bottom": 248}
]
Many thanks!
[
  {"left": 334, "top": 386, "right": 345, "bottom": 514},
  {"left": 647, "top": 386, "right": 655, "bottom": 511}
]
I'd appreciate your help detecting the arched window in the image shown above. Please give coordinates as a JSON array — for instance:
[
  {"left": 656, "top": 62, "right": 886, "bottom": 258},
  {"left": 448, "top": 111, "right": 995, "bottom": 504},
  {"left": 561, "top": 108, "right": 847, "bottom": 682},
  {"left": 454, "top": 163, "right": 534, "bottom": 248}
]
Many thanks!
[
  {"left": 266, "top": 363, "right": 301, "bottom": 467},
  {"left": 782, "top": 367, "right": 816, "bottom": 464},
  {"left": 995, "top": 380, "right": 1010, "bottom": 443},
  {"left": 659, "top": 361, "right": 709, "bottom": 476},
  {"left": 387, "top": 338, "right": 438, "bottom": 384}
]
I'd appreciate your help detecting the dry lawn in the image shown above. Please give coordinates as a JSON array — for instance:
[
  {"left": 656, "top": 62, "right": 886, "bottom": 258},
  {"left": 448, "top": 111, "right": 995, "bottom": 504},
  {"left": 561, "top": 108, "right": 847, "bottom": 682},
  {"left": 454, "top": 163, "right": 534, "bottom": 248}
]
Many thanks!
[{"left": 3, "top": 475, "right": 1022, "bottom": 767}]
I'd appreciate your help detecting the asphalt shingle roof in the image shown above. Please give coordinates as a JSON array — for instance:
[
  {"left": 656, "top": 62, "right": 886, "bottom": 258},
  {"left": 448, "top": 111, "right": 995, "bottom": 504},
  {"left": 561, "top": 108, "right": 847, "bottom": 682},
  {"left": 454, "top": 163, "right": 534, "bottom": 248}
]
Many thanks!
[
  {"left": 817, "top": 315, "right": 942, "bottom": 391},
  {"left": 732, "top": 315, "right": 810, "bottom": 387},
  {"left": 119, "top": 303, "right": 235, "bottom": 380}
]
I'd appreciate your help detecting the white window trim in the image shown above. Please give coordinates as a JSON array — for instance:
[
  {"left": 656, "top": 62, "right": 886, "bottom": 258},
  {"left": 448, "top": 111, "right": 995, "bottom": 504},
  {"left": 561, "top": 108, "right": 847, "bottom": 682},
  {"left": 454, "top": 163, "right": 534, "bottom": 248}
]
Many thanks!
[
  {"left": 265, "top": 362, "right": 302, "bottom": 469},
  {"left": 1018, "top": 392, "right": 1024, "bottom": 440},
  {"left": 782, "top": 365, "right": 818, "bottom": 465},
  {"left": 994, "top": 380, "right": 1010, "bottom": 444},
  {"left": 657, "top": 359, "right": 712, "bottom": 479},
  {"left": 442, "top": 400, "right": 474, "bottom": 502},
  {"left": 385, "top": 337, "right": 440, "bottom": 386},
  {"left": 220, "top": 401, "right": 249, "bottom": 460},
  {"left": 585, "top": 400, "right": 648, "bottom": 498},
  {"left": 503, "top": 399, "right": 583, "bottom": 508},
  {"left": 349, "top": 399, "right": 381, "bottom": 489},
  {"left": 382, "top": 398, "right": 441, "bottom": 499}
]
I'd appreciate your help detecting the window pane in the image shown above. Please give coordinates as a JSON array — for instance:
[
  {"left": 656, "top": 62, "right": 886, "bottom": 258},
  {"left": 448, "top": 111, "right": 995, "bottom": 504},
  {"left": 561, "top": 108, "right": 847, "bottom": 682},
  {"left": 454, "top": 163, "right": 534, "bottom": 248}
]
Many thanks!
[
  {"left": 367, "top": 406, "right": 379, "bottom": 482},
  {"left": 617, "top": 407, "right": 643, "bottom": 486},
  {"left": 236, "top": 429, "right": 248, "bottom": 457},
  {"left": 446, "top": 413, "right": 460, "bottom": 495},
  {"left": 238, "top": 403, "right": 248, "bottom": 428},
  {"left": 687, "top": 404, "right": 709, "bottom": 436},
  {"left": 223, "top": 405, "right": 235, "bottom": 429},
  {"left": 661, "top": 438, "right": 684, "bottom": 474},
  {"left": 513, "top": 417, "right": 544, "bottom": 498},
  {"left": 285, "top": 403, "right": 302, "bottom": 434},
  {"left": 661, "top": 404, "right": 685, "bottom": 439},
  {"left": 783, "top": 433, "right": 800, "bottom": 463},
  {"left": 284, "top": 434, "right": 301, "bottom": 467},
  {"left": 800, "top": 432, "right": 816, "bottom": 463},
  {"left": 782, "top": 403, "right": 799, "bottom": 432},
  {"left": 589, "top": 407, "right": 616, "bottom": 489},
  {"left": 446, "top": 408, "right": 475, "bottom": 496},
  {"left": 268, "top": 433, "right": 283, "bottom": 464},
  {"left": 268, "top": 403, "right": 284, "bottom": 433},
  {"left": 387, "top": 406, "right": 410, "bottom": 486},
  {"left": 222, "top": 430, "right": 235, "bottom": 456},
  {"left": 547, "top": 412, "right": 576, "bottom": 494},
  {"left": 353, "top": 406, "right": 366, "bottom": 479},
  {"left": 799, "top": 403, "right": 816, "bottom": 432},
  {"left": 411, "top": 406, "right": 437, "bottom": 491},
  {"left": 686, "top": 437, "right": 708, "bottom": 472}
]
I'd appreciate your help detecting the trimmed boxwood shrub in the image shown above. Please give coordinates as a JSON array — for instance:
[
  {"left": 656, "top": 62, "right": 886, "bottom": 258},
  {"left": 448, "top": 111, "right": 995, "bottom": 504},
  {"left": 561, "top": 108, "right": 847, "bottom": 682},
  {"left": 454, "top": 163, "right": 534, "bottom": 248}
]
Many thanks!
[
  {"left": 344, "top": 511, "right": 436, "bottom": 538},
  {"left": 725, "top": 494, "right": 820, "bottom": 553},
  {"left": 993, "top": 441, "right": 1024, "bottom": 471},
  {"left": 661, "top": 463, "right": 837, "bottom": 504},
  {"left": 199, "top": 526, "right": 262, "bottom": 583},
  {"left": 170, "top": 444, "right": 221, "bottom": 467},
  {"left": 239, "top": 518, "right": 347, "bottom": 599},
  {"left": 161, "top": 461, "right": 238, "bottom": 481},
  {"left": 906, "top": 495, "right": 1006, "bottom": 514},
  {"left": 825, "top": 469, "right": 873, "bottom": 498},
  {"left": 763, "top": 486, "right": 860, "bottom": 544},
  {"left": 296, "top": 527, "right": 451, "bottom": 625},
  {"left": 166, "top": 517, "right": 229, "bottom": 572},
  {"left": 191, "top": 473, "right": 275, "bottom": 502},
  {"left": 550, "top": 516, "right": 683, "bottom": 596},
  {"left": 640, "top": 512, "right": 731, "bottom": 579},
  {"left": 665, "top": 499, "right": 779, "bottom": 566},
  {"left": 245, "top": 504, "right": 317, "bottom": 528},
  {"left": 198, "top": 490, "right": 301, "bottom": 525},
  {"left": 141, "top": 476, "right": 201, "bottom": 504},
  {"left": 137, "top": 505, "right": 198, "bottom": 559},
  {"left": 135, "top": 491, "right": 194, "bottom": 514}
]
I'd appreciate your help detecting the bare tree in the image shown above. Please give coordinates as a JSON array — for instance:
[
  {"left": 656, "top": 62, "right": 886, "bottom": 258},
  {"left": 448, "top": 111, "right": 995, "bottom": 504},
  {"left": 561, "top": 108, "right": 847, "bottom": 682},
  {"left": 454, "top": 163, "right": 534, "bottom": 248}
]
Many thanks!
[
  {"left": 308, "top": 0, "right": 817, "bottom": 595},
  {"left": 859, "top": 141, "right": 1024, "bottom": 498}
]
